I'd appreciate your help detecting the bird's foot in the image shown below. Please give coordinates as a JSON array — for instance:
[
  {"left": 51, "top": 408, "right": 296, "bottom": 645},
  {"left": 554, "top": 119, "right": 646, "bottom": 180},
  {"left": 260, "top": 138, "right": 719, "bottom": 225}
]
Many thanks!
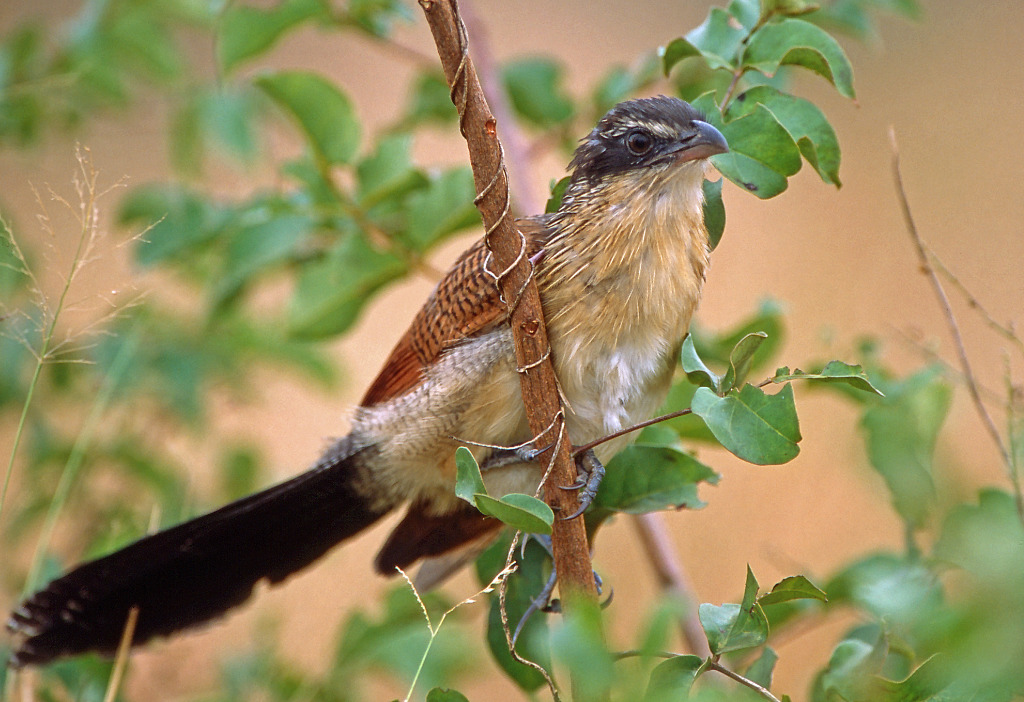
[{"left": 561, "top": 449, "right": 605, "bottom": 520}]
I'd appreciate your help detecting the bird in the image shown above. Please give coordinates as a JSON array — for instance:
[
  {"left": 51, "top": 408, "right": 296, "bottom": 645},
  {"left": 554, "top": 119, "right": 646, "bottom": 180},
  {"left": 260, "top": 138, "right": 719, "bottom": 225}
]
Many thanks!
[{"left": 7, "top": 95, "right": 728, "bottom": 667}]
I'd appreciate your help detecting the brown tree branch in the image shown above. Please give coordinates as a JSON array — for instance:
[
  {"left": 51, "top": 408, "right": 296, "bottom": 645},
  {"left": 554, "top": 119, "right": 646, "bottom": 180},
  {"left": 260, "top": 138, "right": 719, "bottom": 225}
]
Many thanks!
[
  {"left": 417, "top": 0, "right": 597, "bottom": 607},
  {"left": 458, "top": 0, "right": 543, "bottom": 217},
  {"left": 631, "top": 513, "right": 711, "bottom": 658}
]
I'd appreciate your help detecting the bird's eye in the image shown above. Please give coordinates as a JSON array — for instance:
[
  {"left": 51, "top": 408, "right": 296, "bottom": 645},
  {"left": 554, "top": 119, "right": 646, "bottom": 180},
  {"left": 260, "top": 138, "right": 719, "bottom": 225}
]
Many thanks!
[{"left": 625, "top": 129, "right": 653, "bottom": 156}]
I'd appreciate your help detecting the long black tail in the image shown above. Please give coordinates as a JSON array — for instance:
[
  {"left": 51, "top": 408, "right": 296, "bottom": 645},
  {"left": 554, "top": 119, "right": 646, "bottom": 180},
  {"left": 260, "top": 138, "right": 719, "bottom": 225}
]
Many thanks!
[{"left": 8, "top": 437, "right": 388, "bottom": 667}]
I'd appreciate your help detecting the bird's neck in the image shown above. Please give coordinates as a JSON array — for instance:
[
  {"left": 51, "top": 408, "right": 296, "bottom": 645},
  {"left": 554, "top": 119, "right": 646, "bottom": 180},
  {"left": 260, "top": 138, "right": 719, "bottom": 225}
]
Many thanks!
[{"left": 537, "top": 163, "right": 711, "bottom": 348}]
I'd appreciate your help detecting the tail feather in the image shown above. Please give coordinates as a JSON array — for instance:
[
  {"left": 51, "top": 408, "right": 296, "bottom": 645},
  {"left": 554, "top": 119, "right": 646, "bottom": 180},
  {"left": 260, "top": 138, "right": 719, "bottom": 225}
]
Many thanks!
[{"left": 8, "top": 437, "right": 387, "bottom": 667}]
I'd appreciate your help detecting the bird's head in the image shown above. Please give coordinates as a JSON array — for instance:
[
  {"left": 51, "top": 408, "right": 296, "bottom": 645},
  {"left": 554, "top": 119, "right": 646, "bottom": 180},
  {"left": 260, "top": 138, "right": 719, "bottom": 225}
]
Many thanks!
[
  {"left": 565, "top": 95, "right": 728, "bottom": 189},
  {"left": 552, "top": 95, "right": 729, "bottom": 233}
]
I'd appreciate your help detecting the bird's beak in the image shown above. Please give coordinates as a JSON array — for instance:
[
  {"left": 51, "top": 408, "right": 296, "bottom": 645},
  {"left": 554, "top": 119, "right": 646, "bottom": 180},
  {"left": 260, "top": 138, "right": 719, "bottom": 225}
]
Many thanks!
[{"left": 669, "top": 120, "right": 729, "bottom": 164}]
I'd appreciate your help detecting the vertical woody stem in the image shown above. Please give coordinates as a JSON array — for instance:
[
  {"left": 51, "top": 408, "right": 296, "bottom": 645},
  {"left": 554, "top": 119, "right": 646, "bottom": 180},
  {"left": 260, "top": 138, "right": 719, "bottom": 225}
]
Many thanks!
[{"left": 416, "top": 0, "right": 598, "bottom": 605}]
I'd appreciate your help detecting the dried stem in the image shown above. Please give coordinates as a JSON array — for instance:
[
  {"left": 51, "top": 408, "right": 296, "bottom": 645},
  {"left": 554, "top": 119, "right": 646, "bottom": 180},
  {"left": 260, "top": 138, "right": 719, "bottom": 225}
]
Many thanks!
[
  {"left": 631, "top": 513, "right": 710, "bottom": 658},
  {"left": 101, "top": 607, "right": 138, "bottom": 702},
  {"left": 925, "top": 244, "right": 1024, "bottom": 362},
  {"left": 889, "top": 128, "right": 1023, "bottom": 521}
]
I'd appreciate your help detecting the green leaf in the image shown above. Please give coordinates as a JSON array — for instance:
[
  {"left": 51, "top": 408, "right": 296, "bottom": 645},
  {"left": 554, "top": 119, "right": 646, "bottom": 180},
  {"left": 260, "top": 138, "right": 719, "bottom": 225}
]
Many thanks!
[
  {"left": 729, "top": 84, "right": 841, "bottom": 186},
  {"left": 691, "top": 384, "right": 801, "bottom": 464},
  {"left": 257, "top": 71, "right": 360, "bottom": 165},
  {"left": 934, "top": 488, "right": 1024, "bottom": 584},
  {"left": 425, "top": 688, "right": 469, "bottom": 702},
  {"left": 728, "top": 0, "right": 763, "bottom": 31},
  {"left": 501, "top": 57, "right": 574, "bottom": 127},
  {"left": 356, "top": 133, "right": 429, "bottom": 208},
  {"left": 404, "top": 168, "right": 480, "bottom": 251},
  {"left": 690, "top": 299, "right": 785, "bottom": 371},
  {"left": 806, "top": 0, "right": 920, "bottom": 42},
  {"left": 593, "top": 443, "right": 718, "bottom": 516},
  {"left": 592, "top": 57, "right": 659, "bottom": 115},
  {"left": 288, "top": 232, "right": 406, "bottom": 339},
  {"left": 550, "top": 599, "right": 616, "bottom": 701},
  {"left": 404, "top": 71, "right": 457, "bottom": 125},
  {"left": 474, "top": 493, "right": 553, "bottom": 535},
  {"left": 454, "top": 447, "right": 486, "bottom": 503},
  {"left": 722, "top": 331, "right": 768, "bottom": 393},
  {"left": 868, "top": 655, "right": 951, "bottom": 702},
  {"left": 825, "top": 553, "right": 941, "bottom": 624},
  {"left": 0, "top": 223, "right": 29, "bottom": 299},
  {"left": 644, "top": 655, "right": 705, "bottom": 699},
  {"left": 683, "top": 8, "right": 747, "bottom": 71},
  {"left": 702, "top": 177, "right": 726, "bottom": 250},
  {"left": 213, "top": 211, "right": 314, "bottom": 308},
  {"left": 743, "top": 18, "right": 855, "bottom": 98},
  {"left": 217, "top": 446, "right": 262, "bottom": 502},
  {"left": 681, "top": 335, "right": 721, "bottom": 392},
  {"left": 817, "top": 637, "right": 885, "bottom": 702},
  {"left": 545, "top": 176, "right": 571, "bottom": 214},
  {"left": 758, "top": 575, "right": 828, "bottom": 606},
  {"left": 741, "top": 565, "right": 761, "bottom": 612},
  {"left": 860, "top": 367, "right": 951, "bottom": 527},
  {"left": 694, "top": 94, "right": 802, "bottom": 199},
  {"left": 217, "top": 0, "right": 327, "bottom": 74},
  {"left": 332, "top": 586, "right": 465, "bottom": 690},
  {"left": 345, "top": 0, "right": 414, "bottom": 37},
  {"left": 120, "top": 185, "right": 228, "bottom": 266},
  {"left": 661, "top": 37, "right": 703, "bottom": 76},
  {"left": 658, "top": 379, "right": 718, "bottom": 444},
  {"left": 772, "top": 360, "right": 883, "bottom": 396},
  {"left": 744, "top": 646, "right": 779, "bottom": 689},
  {"left": 637, "top": 596, "right": 692, "bottom": 658},
  {"left": 171, "top": 87, "right": 261, "bottom": 174},
  {"left": 698, "top": 601, "right": 769, "bottom": 655},
  {"left": 763, "top": 0, "right": 821, "bottom": 18}
]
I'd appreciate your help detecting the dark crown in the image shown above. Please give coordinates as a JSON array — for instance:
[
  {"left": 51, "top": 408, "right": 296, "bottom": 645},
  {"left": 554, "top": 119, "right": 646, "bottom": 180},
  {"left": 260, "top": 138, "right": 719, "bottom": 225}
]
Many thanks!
[{"left": 568, "top": 96, "right": 708, "bottom": 183}]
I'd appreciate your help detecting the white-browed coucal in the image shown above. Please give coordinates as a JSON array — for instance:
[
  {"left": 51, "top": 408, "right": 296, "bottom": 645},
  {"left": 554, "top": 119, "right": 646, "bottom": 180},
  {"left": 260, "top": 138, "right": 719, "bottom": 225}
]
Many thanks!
[{"left": 8, "top": 95, "right": 728, "bottom": 667}]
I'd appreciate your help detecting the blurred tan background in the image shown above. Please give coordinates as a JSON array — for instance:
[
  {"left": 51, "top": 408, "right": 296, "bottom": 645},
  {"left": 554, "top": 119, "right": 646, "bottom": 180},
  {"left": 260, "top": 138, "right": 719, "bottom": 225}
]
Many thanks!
[{"left": 1, "top": 1, "right": 1023, "bottom": 699}]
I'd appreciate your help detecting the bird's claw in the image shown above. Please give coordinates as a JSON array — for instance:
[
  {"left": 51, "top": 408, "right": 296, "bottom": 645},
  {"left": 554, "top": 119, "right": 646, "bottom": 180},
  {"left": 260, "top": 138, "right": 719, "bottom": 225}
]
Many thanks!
[{"left": 562, "top": 449, "right": 605, "bottom": 520}]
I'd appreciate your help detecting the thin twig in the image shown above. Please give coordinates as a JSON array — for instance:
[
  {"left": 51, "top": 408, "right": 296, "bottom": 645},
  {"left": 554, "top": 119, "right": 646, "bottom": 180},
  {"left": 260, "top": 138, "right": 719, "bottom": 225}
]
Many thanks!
[
  {"left": 707, "top": 659, "right": 782, "bottom": 702},
  {"left": 925, "top": 243, "right": 1024, "bottom": 361},
  {"left": 573, "top": 408, "right": 693, "bottom": 457},
  {"left": 631, "top": 513, "right": 710, "bottom": 658},
  {"left": 889, "top": 128, "right": 1022, "bottom": 521},
  {"left": 889, "top": 324, "right": 1005, "bottom": 405}
]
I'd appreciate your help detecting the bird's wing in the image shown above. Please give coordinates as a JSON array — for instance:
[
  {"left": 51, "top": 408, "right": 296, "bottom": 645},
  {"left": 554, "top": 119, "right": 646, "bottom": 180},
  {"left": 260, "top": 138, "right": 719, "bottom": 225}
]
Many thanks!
[{"left": 360, "top": 216, "right": 550, "bottom": 406}]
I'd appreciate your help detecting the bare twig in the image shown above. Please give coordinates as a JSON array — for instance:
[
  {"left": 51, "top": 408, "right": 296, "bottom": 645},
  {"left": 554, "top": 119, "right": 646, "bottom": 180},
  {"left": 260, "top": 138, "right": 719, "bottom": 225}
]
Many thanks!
[
  {"left": 573, "top": 408, "right": 693, "bottom": 457},
  {"left": 925, "top": 244, "right": 1024, "bottom": 361},
  {"left": 889, "top": 324, "right": 1004, "bottom": 405},
  {"left": 631, "top": 513, "right": 711, "bottom": 658},
  {"left": 707, "top": 659, "right": 782, "bottom": 702},
  {"left": 889, "top": 128, "right": 1023, "bottom": 521}
]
